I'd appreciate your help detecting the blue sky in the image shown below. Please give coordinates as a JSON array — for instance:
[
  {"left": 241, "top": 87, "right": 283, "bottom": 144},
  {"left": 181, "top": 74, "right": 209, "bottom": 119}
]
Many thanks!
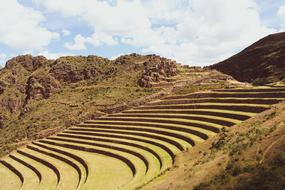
[{"left": 0, "top": 0, "right": 285, "bottom": 67}]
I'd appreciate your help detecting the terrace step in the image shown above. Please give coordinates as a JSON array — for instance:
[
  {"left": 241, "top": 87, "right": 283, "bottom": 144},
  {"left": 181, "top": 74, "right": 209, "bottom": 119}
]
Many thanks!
[
  {"left": 163, "top": 92, "right": 285, "bottom": 99},
  {"left": 122, "top": 109, "right": 254, "bottom": 120},
  {"left": 26, "top": 144, "right": 82, "bottom": 189},
  {"left": 4, "top": 156, "right": 39, "bottom": 190},
  {"left": 38, "top": 139, "right": 153, "bottom": 189},
  {"left": 1, "top": 87, "right": 284, "bottom": 190},
  {"left": 146, "top": 98, "right": 285, "bottom": 106},
  {"left": 104, "top": 114, "right": 239, "bottom": 126},
  {"left": 83, "top": 120, "right": 218, "bottom": 138},
  {"left": 64, "top": 128, "right": 182, "bottom": 153},
  {"left": 31, "top": 141, "right": 89, "bottom": 185},
  {"left": 19, "top": 147, "right": 79, "bottom": 190},
  {"left": 10, "top": 152, "right": 58, "bottom": 190},
  {"left": 0, "top": 160, "right": 22, "bottom": 190},
  {"left": 213, "top": 88, "right": 285, "bottom": 92},
  {"left": 77, "top": 122, "right": 206, "bottom": 148},
  {"left": 47, "top": 135, "right": 165, "bottom": 172},
  {"left": 35, "top": 142, "right": 133, "bottom": 190},
  {"left": 55, "top": 133, "right": 174, "bottom": 170},
  {"left": 86, "top": 117, "right": 225, "bottom": 133},
  {"left": 134, "top": 103, "right": 269, "bottom": 113}
]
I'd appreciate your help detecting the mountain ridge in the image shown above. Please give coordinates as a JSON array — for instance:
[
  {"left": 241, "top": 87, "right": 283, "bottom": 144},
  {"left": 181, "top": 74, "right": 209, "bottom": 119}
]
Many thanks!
[{"left": 210, "top": 32, "right": 285, "bottom": 85}]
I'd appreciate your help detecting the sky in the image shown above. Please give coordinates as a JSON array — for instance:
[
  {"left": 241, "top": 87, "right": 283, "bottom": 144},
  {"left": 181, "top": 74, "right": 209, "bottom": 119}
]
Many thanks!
[{"left": 0, "top": 0, "right": 285, "bottom": 67}]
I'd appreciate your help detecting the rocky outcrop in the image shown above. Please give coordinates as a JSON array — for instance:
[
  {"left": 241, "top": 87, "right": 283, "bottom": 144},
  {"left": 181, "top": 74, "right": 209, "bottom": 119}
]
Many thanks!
[
  {"left": 114, "top": 53, "right": 141, "bottom": 65},
  {"left": 114, "top": 54, "right": 178, "bottom": 87},
  {"left": 5, "top": 55, "right": 47, "bottom": 72},
  {"left": 25, "top": 74, "right": 60, "bottom": 103},
  {"left": 138, "top": 55, "right": 178, "bottom": 87},
  {"left": 49, "top": 56, "right": 116, "bottom": 83},
  {"left": 0, "top": 98, "right": 22, "bottom": 113},
  {"left": 49, "top": 62, "right": 98, "bottom": 83}
]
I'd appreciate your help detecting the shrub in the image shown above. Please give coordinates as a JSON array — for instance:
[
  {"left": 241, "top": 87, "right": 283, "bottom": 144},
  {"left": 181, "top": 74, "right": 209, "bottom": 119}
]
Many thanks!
[{"left": 226, "top": 161, "right": 242, "bottom": 176}]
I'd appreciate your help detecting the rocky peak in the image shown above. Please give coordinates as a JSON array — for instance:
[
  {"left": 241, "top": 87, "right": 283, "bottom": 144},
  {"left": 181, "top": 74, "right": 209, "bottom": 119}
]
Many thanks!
[
  {"left": 5, "top": 55, "right": 47, "bottom": 72},
  {"left": 113, "top": 53, "right": 141, "bottom": 65},
  {"left": 49, "top": 56, "right": 116, "bottom": 83}
]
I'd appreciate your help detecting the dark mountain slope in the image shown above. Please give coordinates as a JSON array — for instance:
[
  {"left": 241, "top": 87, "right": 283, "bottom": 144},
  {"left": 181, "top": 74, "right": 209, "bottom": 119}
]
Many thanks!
[{"left": 211, "top": 32, "right": 285, "bottom": 85}]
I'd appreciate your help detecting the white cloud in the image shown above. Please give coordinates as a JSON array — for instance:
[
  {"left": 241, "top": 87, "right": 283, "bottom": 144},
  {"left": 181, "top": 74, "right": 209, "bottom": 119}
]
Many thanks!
[
  {"left": 169, "top": 0, "right": 275, "bottom": 65},
  {"left": 62, "top": 29, "right": 71, "bottom": 36},
  {"left": 0, "top": 53, "right": 6, "bottom": 59},
  {"left": 0, "top": 0, "right": 59, "bottom": 50},
  {"left": 110, "top": 53, "right": 123, "bottom": 60},
  {"left": 37, "top": 50, "right": 72, "bottom": 60},
  {"left": 278, "top": 5, "right": 285, "bottom": 31},
  {"left": 34, "top": 0, "right": 275, "bottom": 66},
  {"left": 0, "top": 53, "right": 7, "bottom": 67},
  {"left": 65, "top": 32, "right": 117, "bottom": 50},
  {"left": 65, "top": 34, "right": 87, "bottom": 50},
  {"left": 87, "top": 32, "right": 118, "bottom": 47},
  {"left": 278, "top": 5, "right": 285, "bottom": 21}
]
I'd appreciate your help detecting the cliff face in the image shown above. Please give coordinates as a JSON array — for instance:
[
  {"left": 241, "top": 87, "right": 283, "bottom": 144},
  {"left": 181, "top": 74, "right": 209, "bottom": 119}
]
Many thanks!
[{"left": 210, "top": 32, "right": 285, "bottom": 85}]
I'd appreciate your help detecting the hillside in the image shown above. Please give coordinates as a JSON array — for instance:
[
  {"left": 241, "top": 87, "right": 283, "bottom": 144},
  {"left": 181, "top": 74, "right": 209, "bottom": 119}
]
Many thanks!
[
  {"left": 210, "top": 32, "right": 285, "bottom": 85},
  {"left": 142, "top": 97, "right": 285, "bottom": 190},
  {"left": 1, "top": 51, "right": 285, "bottom": 190},
  {"left": 0, "top": 53, "right": 251, "bottom": 190},
  {"left": 0, "top": 53, "right": 238, "bottom": 158},
  {"left": 0, "top": 54, "right": 179, "bottom": 157},
  {"left": 1, "top": 83, "right": 285, "bottom": 190}
]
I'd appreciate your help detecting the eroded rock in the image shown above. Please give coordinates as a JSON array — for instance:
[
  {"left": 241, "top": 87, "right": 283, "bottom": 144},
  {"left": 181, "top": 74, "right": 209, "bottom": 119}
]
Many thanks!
[
  {"left": 25, "top": 74, "right": 60, "bottom": 103},
  {"left": 0, "top": 98, "right": 22, "bottom": 113}
]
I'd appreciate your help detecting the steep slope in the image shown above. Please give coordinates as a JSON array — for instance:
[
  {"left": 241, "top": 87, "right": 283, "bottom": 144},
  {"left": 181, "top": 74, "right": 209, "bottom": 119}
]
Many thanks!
[{"left": 210, "top": 32, "right": 285, "bottom": 85}]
